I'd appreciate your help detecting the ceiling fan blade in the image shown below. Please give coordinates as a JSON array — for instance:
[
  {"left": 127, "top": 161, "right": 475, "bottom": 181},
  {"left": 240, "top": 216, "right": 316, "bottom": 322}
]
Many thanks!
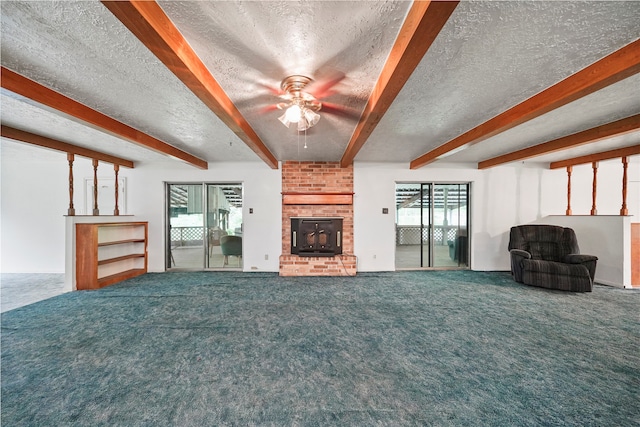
[
  {"left": 305, "top": 70, "right": 346, "bottom": 99},
  {"left": 234, "top": 93, "right": 278, "bottom": 111},
  {"left": 255, "top": 81, "right": 283, "bottom": 96},
  {"left": 321, "top": 102, "right": 362, "bottom": 121},
  {"left": 257, "top": 104, "right": 282, "bottom": 115}
]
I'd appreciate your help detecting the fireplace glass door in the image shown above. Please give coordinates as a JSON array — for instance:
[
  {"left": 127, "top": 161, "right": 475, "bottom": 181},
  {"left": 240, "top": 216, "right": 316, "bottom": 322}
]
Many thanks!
[
  {"left": 395, "top": 183, "right": 469, "bottom": 269},
  {"left": 166, "top": 183, "right": 243, "bottom": 269}
]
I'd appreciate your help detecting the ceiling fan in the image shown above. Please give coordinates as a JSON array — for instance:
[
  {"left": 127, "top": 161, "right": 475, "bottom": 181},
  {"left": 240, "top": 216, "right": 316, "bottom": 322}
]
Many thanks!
[
  {"left": 239, "top": 70, "right": 362, "bottom": 132},
  {"left": 255, "top": 70, "right": 361, "bottom": 132},
  {"left": 276, "top": 75, "right": 323, "bottom": 132}
]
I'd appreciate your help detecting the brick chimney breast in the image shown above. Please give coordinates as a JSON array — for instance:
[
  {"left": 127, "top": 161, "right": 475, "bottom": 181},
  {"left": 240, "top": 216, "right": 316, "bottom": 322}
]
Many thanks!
[{"left": 279, "top": 161, "right": 356, "bottom": 276}]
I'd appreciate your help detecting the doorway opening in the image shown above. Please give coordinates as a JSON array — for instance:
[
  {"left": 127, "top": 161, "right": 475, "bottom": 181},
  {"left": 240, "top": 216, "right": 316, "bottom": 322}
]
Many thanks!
[
  {"left": 395, "top": 183, "right": 469, "bottom": 269},
  {"left": 166, "top": 183, "right": 243, "bottom": 270}
]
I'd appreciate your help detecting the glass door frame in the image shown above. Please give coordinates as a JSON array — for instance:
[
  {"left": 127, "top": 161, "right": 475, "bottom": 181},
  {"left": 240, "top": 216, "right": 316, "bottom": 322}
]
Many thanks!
[
  {"left": 165, "top": 182, "right": 243, "bottom": 270},
  {"left": 420, "top": 183, "right": 432, "bottom": 268},
  {"left": 395, "top": 181, "right": 471, "bottom": 270},
  {"left": 432, "top": 183, "right": 470, "bottom": 268}
]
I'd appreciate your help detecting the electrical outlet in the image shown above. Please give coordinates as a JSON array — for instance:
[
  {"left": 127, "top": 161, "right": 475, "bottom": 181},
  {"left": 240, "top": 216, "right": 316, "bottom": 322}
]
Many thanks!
[
  {"left": 264, "top": 254, "right": 269, "bottom": 260},
  {"left": 373, "top": 254, "right": 377, "bottom": 259}
]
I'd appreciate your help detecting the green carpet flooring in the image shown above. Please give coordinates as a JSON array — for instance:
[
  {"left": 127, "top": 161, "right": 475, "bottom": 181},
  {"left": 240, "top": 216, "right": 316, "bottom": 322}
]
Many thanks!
[{"left": 2, "top": 271, "right": 639, "bottom": 426}]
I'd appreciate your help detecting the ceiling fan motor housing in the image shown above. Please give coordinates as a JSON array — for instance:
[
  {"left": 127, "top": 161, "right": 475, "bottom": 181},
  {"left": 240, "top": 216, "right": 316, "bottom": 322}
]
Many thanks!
[{"left": 281, "top": 75, "right": 322, "bottom": 111}]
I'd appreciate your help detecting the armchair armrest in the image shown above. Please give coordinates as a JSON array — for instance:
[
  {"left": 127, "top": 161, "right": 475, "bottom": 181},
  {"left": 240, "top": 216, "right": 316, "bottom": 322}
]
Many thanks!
[
  {"left": 563, "top": 254, "right": 598, "bottom": 281},
  {"left": 562, "top": 254, "right": 598, "bottom": 264},
  {"left": 510, "top": 249, "right": 531, "bottom": 260},
  {"left": 509, "top": 249, "right": 531, "bottom": 283}
]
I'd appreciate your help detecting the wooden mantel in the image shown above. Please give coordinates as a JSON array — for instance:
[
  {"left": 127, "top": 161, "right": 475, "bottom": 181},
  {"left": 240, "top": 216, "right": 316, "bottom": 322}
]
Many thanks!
[{"left": 282, "top": 192, "right": 354, "bottom": 205}]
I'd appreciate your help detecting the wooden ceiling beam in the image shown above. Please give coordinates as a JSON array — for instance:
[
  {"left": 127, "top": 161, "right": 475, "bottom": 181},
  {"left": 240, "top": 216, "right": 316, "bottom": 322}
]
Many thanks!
[
  {"left": 1, "top": 125, "right": 135, "bottom": 168},
  {"left": 411, "top": 38, "right": 640, "bottom": 169},
  {"left": 101, "top": 0, "right": 278, "bottom": 170},
  {"left": 340, "top": 0, "right": 459, "bottom": 167},
  {"left": 550, "top": 144, "right": 640, "bottom": 169},
  {"left": 1, "top": 67, "right": 207, "bottom": 169},
  {"left": 478, "top": 114, "right": 640, "bottom": 169}
]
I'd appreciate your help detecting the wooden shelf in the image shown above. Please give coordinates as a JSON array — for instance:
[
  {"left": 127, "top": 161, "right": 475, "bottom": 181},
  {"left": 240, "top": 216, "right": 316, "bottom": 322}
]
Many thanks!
[
  {"left": 97, "top": 253, "right": 146, "bottom": 265},
  {"left": 282, "top": 192, "right": 353, "bottom": 205},
  {"left": 76, "top": 222, "right": 148, "bottom": 290},
  {"left": 97, "top": 268, "right": 147, "bottom": 288},
  {"left": 98, "top": 238, "right": 145, "bottom": 247}
]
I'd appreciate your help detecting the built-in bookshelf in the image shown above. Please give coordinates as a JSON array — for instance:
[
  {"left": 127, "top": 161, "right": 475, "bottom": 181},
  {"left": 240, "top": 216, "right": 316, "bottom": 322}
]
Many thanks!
[{"left": 76, "top": 222, "right": 148, "bottom": 290}]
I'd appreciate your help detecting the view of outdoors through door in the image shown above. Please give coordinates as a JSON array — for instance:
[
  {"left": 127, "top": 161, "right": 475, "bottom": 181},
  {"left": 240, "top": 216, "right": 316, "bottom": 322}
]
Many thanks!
[
  {"left": 395, "top": 183, "right": 469, "bottom": 269},
  {"left": 167, "top": 183, "right": 243, "bottom": 270}
]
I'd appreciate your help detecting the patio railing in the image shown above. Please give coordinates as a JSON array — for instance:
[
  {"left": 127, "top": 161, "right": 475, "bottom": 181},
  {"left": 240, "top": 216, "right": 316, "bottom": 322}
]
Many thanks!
[
  {"left": 396, "top": 225, "right": 459, "bottom": 246},
  {"left": 171, "top": 226, "right": 205, "bottom": 247},
  {"left": 172, "top": 225, "right": 461, "bottom": 247}
]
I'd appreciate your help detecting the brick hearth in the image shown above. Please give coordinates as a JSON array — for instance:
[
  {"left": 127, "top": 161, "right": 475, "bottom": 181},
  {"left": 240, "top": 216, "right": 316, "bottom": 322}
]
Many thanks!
[{"left": 279, "top": 161, "right": 356, "bottom": 276}]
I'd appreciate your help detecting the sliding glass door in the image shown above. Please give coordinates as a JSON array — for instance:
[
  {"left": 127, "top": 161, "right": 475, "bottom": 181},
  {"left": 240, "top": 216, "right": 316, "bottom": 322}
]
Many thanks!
[
  {"left": 167, "top": 183, "right": 243, "bottom": 270},
  {"left": 395, "top": 183, "right": 431, "bottom": 268},
  {"left": 395, "top": 183, "right": 469, "bottom": 269}
]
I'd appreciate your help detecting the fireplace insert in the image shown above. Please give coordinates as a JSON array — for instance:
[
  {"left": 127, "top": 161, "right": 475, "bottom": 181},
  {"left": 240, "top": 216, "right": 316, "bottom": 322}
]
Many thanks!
[{"left": 291, "top": 217, "right": 343, "bottom": 256}]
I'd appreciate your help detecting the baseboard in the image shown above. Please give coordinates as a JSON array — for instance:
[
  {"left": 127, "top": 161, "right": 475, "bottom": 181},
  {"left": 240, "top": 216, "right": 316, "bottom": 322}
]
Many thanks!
[{"left": 595, "top": 279, "right": 625, "bottom": 289}]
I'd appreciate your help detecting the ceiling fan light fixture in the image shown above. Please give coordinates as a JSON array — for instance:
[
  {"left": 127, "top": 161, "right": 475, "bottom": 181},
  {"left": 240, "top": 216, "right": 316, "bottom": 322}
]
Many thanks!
[
  {"left": 278, "top": 112, "right": 292, "bottom": 128},
  {"left": 297, "top": 118, "right": 309, "bottom": 132},
  {"left": 285, "top": 104, "right": 302, "bottom": 123},
  {"left": 277, "top": 75, "right": 322, "bottom": 132},
  {"left": 303, "top": 108, "right": 320, "bottom": 127}
]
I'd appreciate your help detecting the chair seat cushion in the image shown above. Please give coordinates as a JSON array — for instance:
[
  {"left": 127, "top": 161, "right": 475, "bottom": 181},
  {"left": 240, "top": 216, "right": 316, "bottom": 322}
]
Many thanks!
[
  {"left": 522, "top": 259, "right": 591, "bottom": 277},
  {"left": 521, "top": 259, "right": 592, "bottom": 292}
]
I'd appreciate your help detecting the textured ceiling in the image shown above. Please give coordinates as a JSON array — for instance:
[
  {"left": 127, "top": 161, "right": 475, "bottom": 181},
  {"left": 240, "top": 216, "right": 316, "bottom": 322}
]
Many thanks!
[
  {"left": 356, "top": 0, "right": 640, "bottom": 163},
  {"left": 1, "top": 1, "right": 639, "bottom": 169}
]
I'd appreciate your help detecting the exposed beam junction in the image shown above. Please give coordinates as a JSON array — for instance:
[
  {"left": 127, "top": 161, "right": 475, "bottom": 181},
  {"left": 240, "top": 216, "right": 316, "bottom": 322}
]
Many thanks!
[
  {"left": 411, "top": 39, "right": 640, "bottom": 169},
  {"left": 101, "top": 0, "right": 278, "bottom": 169},
  {"left": 1, "top": 67, "right": 206, "bottom": 169},
  {"left": 549, "top": 144, "right": 640, "bottom": 169},
  {"left": 1, "top": 125, "right": 135, "bottom": 168},
  {"left": 478, "top": 114, "right": 640, "bottom": 169},
  {"left": 340, "top": 0, "right": 459, "bottom": 167}
]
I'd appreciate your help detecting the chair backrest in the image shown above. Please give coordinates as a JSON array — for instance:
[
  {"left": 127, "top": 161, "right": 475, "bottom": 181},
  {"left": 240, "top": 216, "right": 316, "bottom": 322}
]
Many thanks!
[
  {"left": 508, "top": 225, "right": 580, "bottom": 261},
  {"left": 208, "top": 227, "right": 227, "bottom": 244},
  {"left": 220, "top": 235, "right": 242, "bottom": 256}
]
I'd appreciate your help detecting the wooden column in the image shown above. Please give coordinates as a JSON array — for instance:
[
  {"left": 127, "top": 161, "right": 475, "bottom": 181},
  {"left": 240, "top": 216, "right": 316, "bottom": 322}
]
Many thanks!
[
  {"left": 114, "top": 164, "right": 120, "bottom": 216},
  {"left": 620, "top": 156, "right": 628, "bottom": 216},
  {"left": 565, "top": 165, "right": 572, "bottom": 216},
  {"left": 67, "top": 153, "right": 75, "bottom": 216},
  {"left": 92, "top": 159, "right": 99, "bottom": 216},
  {"left": 590, "top": 161, "right": 598, "bottom": 216}
]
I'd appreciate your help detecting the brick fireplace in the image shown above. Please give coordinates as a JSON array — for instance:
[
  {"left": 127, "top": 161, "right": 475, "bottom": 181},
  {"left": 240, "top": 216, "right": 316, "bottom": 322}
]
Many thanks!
[{"left": 279, "top": 161, "right": 357, "bottom": 276}]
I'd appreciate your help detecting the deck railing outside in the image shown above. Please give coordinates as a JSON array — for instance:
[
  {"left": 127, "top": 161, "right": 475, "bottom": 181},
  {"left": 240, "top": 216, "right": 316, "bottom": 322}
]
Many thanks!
[{"left": 396, "top": 225, "right": 459, "bottom": 246}]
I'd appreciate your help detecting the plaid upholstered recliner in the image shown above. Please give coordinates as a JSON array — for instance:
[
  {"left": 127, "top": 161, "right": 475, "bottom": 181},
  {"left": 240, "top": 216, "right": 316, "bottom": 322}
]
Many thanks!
[{"left": 508, "top": 225, "right": 598, "bottom": 292}]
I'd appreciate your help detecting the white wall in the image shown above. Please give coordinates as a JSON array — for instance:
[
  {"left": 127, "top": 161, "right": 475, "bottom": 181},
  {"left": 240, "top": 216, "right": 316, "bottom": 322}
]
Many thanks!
[
  {"left": 353, "top": 159, "right": 638, "bottom": 284},
  {"left": 1, "top": 146, "right": 69, "bottom": 273},
  {"left": 119, "top": 161, "right": 282, "bottom": 273},
  {"left": 354, "top": 162, "right": 563, "bottom": 272},
  {"left": 3, "top": 139, "right": 637, "bottom": 283},
  {"left": 533, "top": 215, "right": 633, "bottom": 288},
  {"left": 353, "top": 162, "right": 483, "bottom": 271},
  {"left": 1, "top": 141, "right": 282, "bottom": 273}
]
